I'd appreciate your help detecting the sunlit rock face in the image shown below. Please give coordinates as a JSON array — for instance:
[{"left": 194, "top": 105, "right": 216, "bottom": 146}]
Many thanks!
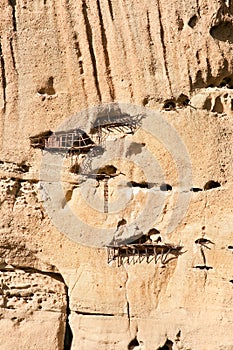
[{"left": 0, "top": 0, "right": 233, "bottom": 349}]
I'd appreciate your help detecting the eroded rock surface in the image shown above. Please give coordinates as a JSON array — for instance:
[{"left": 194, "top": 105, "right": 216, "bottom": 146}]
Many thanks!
[{"left": 0, "top": 0, "right": 233, "bottom": 349}]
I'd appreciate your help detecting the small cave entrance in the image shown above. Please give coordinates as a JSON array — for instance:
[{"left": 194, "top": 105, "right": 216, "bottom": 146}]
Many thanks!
[
  {"left": 38, "top": 76, "right": 56, "bottom": 96},
  {"left": 193, "top": 265, "right": 213, "bottom": 270},
  {"left": 128, "top": 181, "right": 149, "bottom": 189},
  {"left": 97, "top": 165, "right": 117, "bottom": 178},
  {"left": 210, "top": 21, "right": 233, "bottom": 43},
  {"left": 117, "top": 218, "right": 127, "bottom": 230},
  {"left": 160, "top": 183, "right": 172, "bottom": 191},
  {"left": 188, "top": 14, "right": 198, "bottom": 28},
  {"left": 203, "top": 180, "right": 221, "bottom": 191},
  {"left": 219, "top": 76, "right": 232, "bottom": 88},
  {"left": 190, "top": 187, "right": 202, "bottom": 192},
  {"left": 212, "top": 96, "right": 224, "bottom": 113},
  {"left": 157, "top": 339, "right": 173, "bottom": 350},
  {"left": 177, "top": 93, "right": 190, "bottom": 107},
  {"left": 128, "top": 337, "right": 139, "bottom": 350},
  {"left": 163, "top": 100, "right": 176, "bottom": 111}
]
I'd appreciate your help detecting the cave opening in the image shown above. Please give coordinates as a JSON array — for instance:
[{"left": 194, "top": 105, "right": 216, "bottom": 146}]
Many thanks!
[
  {"left": 160, "top": 183, "right": 172, "bottom": 191},
  {"left": 203, "top": 180, "right": 221, "bottom": 191},
  {"left": 163, "top": 100, "right": 176, "bottom": 110},
  {"left": 128, "top": 337, "right": 139, "bottom": 349},
  {"left": 188, "top": 14, "right": 198, "bottom": 28},
  {"left": 190, "top": 187, "right": 202, "bottom": 192},
  {"left": 157, "top": 339, "right": 173, "bottom": 350}
]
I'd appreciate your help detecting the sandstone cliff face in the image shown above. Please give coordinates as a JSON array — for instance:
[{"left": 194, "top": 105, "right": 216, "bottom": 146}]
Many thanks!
[{"left": 0, "top": 0, "right": 233, "bottom": 349}]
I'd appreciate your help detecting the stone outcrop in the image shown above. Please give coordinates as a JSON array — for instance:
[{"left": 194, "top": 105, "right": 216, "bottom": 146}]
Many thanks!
[{"left": 0, "top": 0, "right": 233, "bottom": 349}]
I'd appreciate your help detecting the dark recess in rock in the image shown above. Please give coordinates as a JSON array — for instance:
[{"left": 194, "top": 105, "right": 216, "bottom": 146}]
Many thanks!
[
  {"left": 64, "top": 285, "right": 73, "bottom": 350},
  {"left": 190, "top": 187, "right": 202, "bottom": 192},
  {"left": 163, "top": 100, "right": 176, "bottom": 110},
  {"left": 194, "top": 265, "right": 213, "bottom": 270},
  {"left": 128, "top": 337, "right": 139, "bottom": 350},
  {"left": 210, "top": 21, "right": 233, "bottom": 43},
  {"left": 127, "top": 181, "right": 149, "bottom": 189},
  {"left": 203, "top": 180, "right": 221, "bottom": 190},
  {"left": 219, "top": 76, "right": 232, "bottom": 88},
  {"left": 117, "top": 218, "right": 127, "bottom": 229},
  {"left": 160, "top": 183, "right": 172, "bottom": 191},
  {"left": 177, "top": 93, "right": 190, "bottom": 106},
  {"left": 203, "top": 97, "right": 212, "bottom": 111},
  {"left": 212, "top": 96, "right": 224, "bottom": 113},
  {"left": 157, "top": 339, "right": 173, "bottom": 350},
  {"left": 188, "top": 15, "right": 198, "bottom": 28}
]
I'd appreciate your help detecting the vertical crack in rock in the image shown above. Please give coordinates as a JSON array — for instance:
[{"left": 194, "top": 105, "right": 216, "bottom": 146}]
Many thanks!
[
  {"left": 82, "top": 1, "right": 102, "bottom": 102},
  {"left": 0, "top": 40, "right": 7, "bottom": 112},
  {"left": 9, "top": 38, "right": 17, "bottom": 72},
  {"left": 196, "top": 0, "right": 200, "bottom": 17},
  {"left": 107, "top": 0, "right": 114, "bottom": 20},
  {"left": 157, "top": 0, "right": 173, "bottom": 96},
  {"left": 123, "top": 266, "right": 131, "bottom": 326},
  {"left": 146, "top": 10, "right": 156, "bottom": 76},
  {"left": 64, "top": 285, "right": 73, "bottom": 350},
  {"left": 8, "top": 0, "right": 17, "bottom": 32},
  {"left": 96, "top": 0, "right": 115, "bottom": 100}
]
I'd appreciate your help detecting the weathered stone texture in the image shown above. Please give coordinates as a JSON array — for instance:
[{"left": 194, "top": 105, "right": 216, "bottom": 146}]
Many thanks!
[{"left": 0, "top": 0, "right": 233, "bottom": 349}]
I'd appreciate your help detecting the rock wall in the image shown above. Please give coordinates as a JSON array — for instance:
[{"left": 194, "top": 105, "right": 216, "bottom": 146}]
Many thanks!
[{"left": 0, "top": 0, "right": 233, "bottom": 349}]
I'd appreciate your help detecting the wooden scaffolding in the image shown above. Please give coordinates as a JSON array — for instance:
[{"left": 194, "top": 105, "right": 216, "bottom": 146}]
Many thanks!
[
  {"left": 90, "top": 114, "right": 144, "bottom": 144},
  {"left": 106, "top": 243, "right": 183, "bottom": 266}
]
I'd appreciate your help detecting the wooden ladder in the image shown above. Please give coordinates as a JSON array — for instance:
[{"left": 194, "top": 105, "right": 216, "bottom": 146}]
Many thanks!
[{"left": 104, "top": 178, "right": 109, "bottom": 213}]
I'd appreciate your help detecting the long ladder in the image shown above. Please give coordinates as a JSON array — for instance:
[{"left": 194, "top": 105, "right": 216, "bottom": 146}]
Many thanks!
[{"left": 104, "top": 178, "right": 109, "bottom": 213}]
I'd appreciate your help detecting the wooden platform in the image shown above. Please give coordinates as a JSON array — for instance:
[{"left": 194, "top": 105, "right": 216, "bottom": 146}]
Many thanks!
[{"left": 106, "top": 243, "right": 183, "bottom": 266}]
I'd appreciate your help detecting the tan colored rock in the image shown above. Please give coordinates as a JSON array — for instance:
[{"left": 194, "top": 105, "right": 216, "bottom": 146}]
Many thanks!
[{"left": 0, "top": 0, "right": 233, "bottom": 349}]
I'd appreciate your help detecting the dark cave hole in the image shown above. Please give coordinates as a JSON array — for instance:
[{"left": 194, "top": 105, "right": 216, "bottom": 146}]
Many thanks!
[
  {"left": 157, "top": 339, "right": 173, "bottom": 350},
  {"left": 142, "top": 96, "right": 149, "bottom": 106},
  {"left": 190, "top": 187, "right": 202, "bottom": 192},
  {"left": 210, "top": 21, "right": 233, "bottom": 43},
  {"left": 228, "top": 246, "right": 233, "bottom": 250},
  {"left": 98, "top": 165, "right": 117, "bottom": 176},
  {"left": 203, "top": 180, "right": 221, "bottom": 191},
  {"left": 163, "top": 100, "right": 176, "bottom": 111},
  {"left": 128, "top": 337, "right": 139, "bottom": 350},
  {"left": 38, "top": 77, "right": 56, "bottom": 96},
  {"left": 195, "top": 238, "right": 214, "bottom": 245},
  {"left": 117, "top": 218, "right": 127, "bottom": 229},
  {"left": 148, "top": 228, "right": 160, "bottom": 236},
  {"left": 127, "top": 181, "right": 149, "bottom": 189},
  {"left": 188, "top": 15, "right": 198, "bottom": 28},
  {"left": 219, "top": 77, "right": 232, "bottom": 88},
  {"left": 177, "top": 93, "right": 190, "bottom": 107},
  {"left": 70, "top": 163, "right": 80, "bottom": 174},
  {"left": 194, "top": 265, "right": 213, "bottom": 270},
  {"left": 160, "top": 183, "right": 172, "bottom": 191}
]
